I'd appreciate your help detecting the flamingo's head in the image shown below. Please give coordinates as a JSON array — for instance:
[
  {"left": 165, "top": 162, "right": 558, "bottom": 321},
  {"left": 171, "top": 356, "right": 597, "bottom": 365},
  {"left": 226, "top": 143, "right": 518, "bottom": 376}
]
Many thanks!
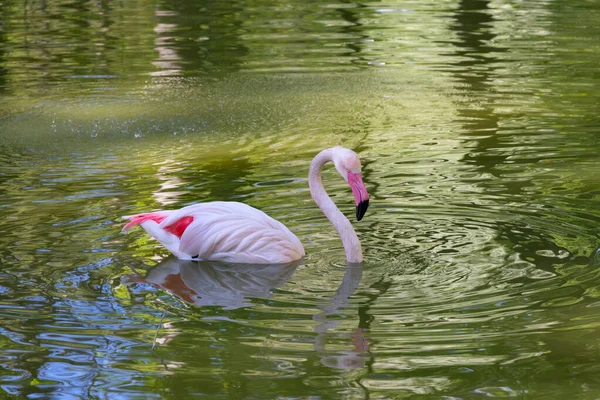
[{"left": 332, "top": 146, "right": 370, "bottom": 221}]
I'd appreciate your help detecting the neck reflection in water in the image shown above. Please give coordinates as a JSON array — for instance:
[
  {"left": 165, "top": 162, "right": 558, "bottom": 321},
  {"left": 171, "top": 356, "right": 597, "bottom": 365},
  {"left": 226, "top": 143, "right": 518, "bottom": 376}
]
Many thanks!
[
  {"left": 314, "top": 263, "right": 369, "bottom": 370},
  {"left": 122, "top": 259, "right": 367, "bottom": 370}
]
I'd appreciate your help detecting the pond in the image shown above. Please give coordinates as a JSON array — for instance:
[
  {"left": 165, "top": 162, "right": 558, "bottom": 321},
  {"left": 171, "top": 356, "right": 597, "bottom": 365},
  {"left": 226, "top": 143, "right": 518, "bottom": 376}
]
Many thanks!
[{"left": 0, "top": 0, "right": 599, "bottom": 398}]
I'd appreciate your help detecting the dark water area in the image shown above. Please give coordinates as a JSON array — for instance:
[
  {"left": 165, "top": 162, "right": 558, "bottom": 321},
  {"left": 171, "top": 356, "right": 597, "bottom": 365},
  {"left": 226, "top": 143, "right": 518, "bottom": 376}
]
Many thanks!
[{"left": 0, "top": 0, "right": 599, "bottom": 398}]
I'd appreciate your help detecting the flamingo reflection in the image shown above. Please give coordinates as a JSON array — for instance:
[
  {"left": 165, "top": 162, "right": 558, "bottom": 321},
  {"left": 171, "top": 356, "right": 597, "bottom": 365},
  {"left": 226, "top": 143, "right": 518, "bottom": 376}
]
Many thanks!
[
  {"left": 123, "top": 257, "right": 300, "bottom": 310},
  {"left": 313, "top": 263, "right": 370, "bottom": 370},
  {"left": 123, "top": 258, "right": 369, "bottom": 370}
]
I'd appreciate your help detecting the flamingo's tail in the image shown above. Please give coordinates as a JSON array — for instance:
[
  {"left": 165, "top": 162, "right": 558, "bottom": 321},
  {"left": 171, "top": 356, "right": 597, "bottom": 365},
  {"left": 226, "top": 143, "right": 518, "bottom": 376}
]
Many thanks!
[
  {"left": 122, "top": 212, "right": 170, "bottom": 231},
  {"left": 122, "top": 210, "right": 196, "bottom": 259},
  {"left": 122, "top": 211, "right": 195, "bottom": 238}
]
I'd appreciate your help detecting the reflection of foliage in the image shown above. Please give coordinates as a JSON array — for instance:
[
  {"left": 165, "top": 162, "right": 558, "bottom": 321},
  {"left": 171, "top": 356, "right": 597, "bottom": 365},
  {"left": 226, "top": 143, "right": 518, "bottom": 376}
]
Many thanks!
[
  {"left": 0, "top": 4, "right": 8, "bottom": 94},
  {"left": 0, "top": 0, "right": 599, "bottom": 398},
  {"left": 2, "top": 0, "right": 157, "bottom": 95}
]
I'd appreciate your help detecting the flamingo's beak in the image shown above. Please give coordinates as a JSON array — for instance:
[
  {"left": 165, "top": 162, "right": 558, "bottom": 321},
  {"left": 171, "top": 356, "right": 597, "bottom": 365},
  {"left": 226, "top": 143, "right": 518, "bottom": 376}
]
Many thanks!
[{"left": 348, "top": 172, "right": 370, "bottom": 221}]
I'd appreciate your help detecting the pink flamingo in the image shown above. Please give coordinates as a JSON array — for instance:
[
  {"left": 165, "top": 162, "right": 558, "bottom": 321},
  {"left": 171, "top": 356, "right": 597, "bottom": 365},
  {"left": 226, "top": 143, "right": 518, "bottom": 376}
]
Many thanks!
[{"left": 123, "top": 146, "right": 370, "bottom": 263}]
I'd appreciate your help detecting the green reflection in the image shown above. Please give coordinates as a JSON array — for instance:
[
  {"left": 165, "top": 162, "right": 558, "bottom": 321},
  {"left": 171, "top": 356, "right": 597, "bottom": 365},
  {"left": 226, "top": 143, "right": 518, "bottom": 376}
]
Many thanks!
[{"left": 0, "top": 0, "right": 599, "bottom": 398}]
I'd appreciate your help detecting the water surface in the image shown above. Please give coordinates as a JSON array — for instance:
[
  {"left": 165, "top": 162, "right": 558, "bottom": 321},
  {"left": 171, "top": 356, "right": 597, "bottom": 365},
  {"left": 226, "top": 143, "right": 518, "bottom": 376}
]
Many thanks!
[{"left": 0, "top": 0, "right": 599, "bottom": 398}]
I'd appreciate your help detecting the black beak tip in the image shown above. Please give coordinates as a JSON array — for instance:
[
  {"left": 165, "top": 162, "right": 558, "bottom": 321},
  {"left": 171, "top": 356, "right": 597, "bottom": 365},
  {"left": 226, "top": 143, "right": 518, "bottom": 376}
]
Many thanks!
[{"left": 356, "top": 199, "right": 369, "bottom": 221}]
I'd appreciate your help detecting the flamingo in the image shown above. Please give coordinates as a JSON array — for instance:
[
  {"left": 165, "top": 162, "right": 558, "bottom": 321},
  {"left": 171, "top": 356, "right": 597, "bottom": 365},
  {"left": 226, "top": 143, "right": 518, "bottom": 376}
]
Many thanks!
[{"left": 122, "top": 146, "right": 370, "bottom": 263}]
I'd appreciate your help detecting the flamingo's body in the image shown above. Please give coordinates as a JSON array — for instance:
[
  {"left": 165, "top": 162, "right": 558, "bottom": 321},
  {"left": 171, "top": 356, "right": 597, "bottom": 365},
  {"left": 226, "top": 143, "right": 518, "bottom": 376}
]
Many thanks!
[
  {"left": 123, "top": 202, "right": 304, "bottom": 264},
  {"left": 123, "top": 146, "right": 369, "bottom": 263}
]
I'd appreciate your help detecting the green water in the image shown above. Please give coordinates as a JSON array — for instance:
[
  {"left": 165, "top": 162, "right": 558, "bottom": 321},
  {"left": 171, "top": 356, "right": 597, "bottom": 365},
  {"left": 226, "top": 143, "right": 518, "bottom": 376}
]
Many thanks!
[{"left": 1, "top": 0, "right": 599, "bottom": 398}]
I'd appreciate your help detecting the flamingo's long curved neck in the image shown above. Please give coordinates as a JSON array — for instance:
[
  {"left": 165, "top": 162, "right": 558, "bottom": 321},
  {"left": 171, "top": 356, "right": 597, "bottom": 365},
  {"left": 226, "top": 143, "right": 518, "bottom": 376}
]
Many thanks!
[{"left": 309, "top": 149, "right": 362, "bottom": 263}]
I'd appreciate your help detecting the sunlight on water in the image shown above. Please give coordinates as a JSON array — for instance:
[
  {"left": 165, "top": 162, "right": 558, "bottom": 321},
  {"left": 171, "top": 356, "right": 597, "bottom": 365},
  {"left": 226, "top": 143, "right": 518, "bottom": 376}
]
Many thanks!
[{"left": 0, "top": 0, "right": 599, "bottom": 398}]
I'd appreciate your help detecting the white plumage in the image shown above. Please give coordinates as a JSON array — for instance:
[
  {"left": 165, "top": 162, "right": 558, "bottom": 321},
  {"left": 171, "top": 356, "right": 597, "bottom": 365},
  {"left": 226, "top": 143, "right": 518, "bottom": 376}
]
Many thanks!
[
  {"left": 127, "top": 202, "right": 304, "bottom": 264},
  {"left": 123, "top": 146, "right": 370, "bottom": 264}
]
